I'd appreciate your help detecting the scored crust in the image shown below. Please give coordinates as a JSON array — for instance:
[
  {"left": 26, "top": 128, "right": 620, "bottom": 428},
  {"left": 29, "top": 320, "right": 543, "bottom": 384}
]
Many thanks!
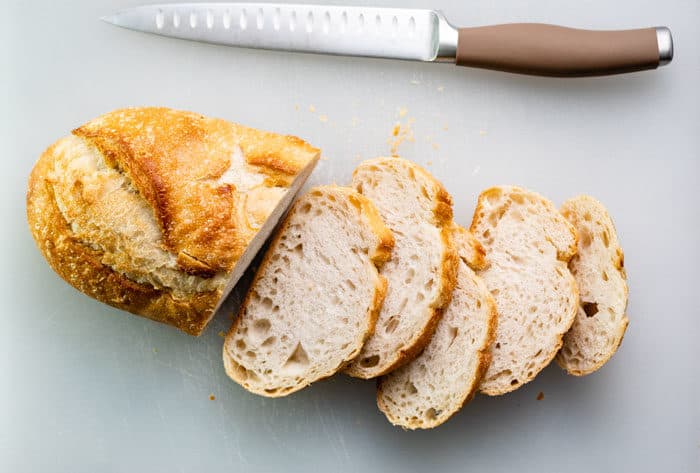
[
  {"left": 26, "top": 108, "right": 319, "bottom": 335},
  {"left": 223, "top": 186, "right": 394, "bottom": 397}
]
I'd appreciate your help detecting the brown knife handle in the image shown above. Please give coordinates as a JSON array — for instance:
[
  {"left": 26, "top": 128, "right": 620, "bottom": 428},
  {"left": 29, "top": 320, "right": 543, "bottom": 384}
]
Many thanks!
[{"left": 455, "top": 24, "right": 673, "bottom": 77}]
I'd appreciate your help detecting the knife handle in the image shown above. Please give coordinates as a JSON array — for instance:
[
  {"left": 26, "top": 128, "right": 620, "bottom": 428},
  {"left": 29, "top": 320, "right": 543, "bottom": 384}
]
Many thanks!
[{"left": 454, "top": 24, "right": 673, "bottom": 77}]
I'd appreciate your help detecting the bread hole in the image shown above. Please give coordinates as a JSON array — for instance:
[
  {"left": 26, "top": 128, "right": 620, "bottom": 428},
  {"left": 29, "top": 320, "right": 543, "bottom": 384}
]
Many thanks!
[
  {"left": 340, "top": 342, "right": 350, "bottom": 350},
  {"left": 281, "top": 335, "right": 288, "bottom": 342},
  {"left": 342, "top": 317, "right": 349, "bottom": 324},
  {"left": 252, "top": 318, "right": 271, "bottom": 337},
  {"left": 272, "top": 305, "right": 279, "bottom": 313},
  {"left": 384, "top": 316, "right": 400, "bottom": 335},
  {"left": 327, "top": 194, "right": 336, "bottom": 202},
  {"left": 529, "top": 306, "right": 537, "bottom": 313},
  {"left": 583, "top": 302, "right": 599, "bottom": 318},
  {"left": 420, "top": 185, "right": 430, "bottom": 200},
  {"left": 425, "top": 408, "right": 438, "bottom": 420},
  {"left": 425, "top": 278, "right": 434, "bottom": 292},
  {"left": 447, "top": 326, "right": 459, "bottom": 349},
  {"left": 360, "top": 355, "right": 380, "bottom": 367},
  {"left": 510, "top": 379, "right": 519, "bottom": 386},
  {"left": 602, "top": 230, "right": 610, "bottom": 248},
  {"left": 235, "top": 339, "right": 246, "bottom": 350},
  {"left": 476, "top": 299, "right": 482, "bottom": 309},
  {"left": 584, "top": 212, "right": 592, "bottom": 222},
  {"left": 355, "top": 183, "right": 363, "bottom": 193},
  {"left": 511, "top": 209, "right": 524, "bottom": 222},
  {"left": 406, "top": 381, "right": 418, "bottom": 394},
  {"left": 416, "top": 292, "right": 425, "bottom": 302},
  {"left": 300, "top": 203, "right": 312, "bottom": 214},
  {"left": 281, "top": 342, "right": 310, "bottom": 375},
  {"left": 345, "top": 279, "right": 356, "bottom": 290},
  {"left": 495, "top": 342, "right": 501, "bottom": 349},
  {"left": 527, "top": 371, "right": 533, "bottom": 378},
  {"left": 408, "top": 167, "right": 416, "bottom": 180},
  {"left": 491, "top": 288, "right": 500, "bottom": 296},
  {"left": 331, "top": 295, "right": 341, "bottom": 306},
  {"left": 404, "top": 267, "right": 416, "bottom": 284},
  {"left": 245, "top": 350, "right": 256, "bottom": 359},
  {"left": 485, "top": 188, "right": 503, "bottom": 204},
  {"left": 235, "top": 365, "right": 247, "bottom": 380},
  {"left": 511, "top": 193, "right": 525, "bottom": 205},
  {"left": 261, "top": 297, "right": 273, "bottom": 310},
  {"left": 580, "top": 228, "right": 592, "bottom": 248},
  {"left": 602, "top": 271, "right": 609, "bottom": 281},
  {"left": 261, "top": 336, "right": 276, "bottom": 347},
  {"left": 292, "top": 243, "right": 303, "bottom": 256}
]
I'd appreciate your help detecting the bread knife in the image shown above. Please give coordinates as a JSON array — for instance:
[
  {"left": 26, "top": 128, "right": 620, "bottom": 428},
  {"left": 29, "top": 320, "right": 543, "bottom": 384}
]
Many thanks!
[{"left": 103, "top": 3, "right": 673, "bottom": 77}]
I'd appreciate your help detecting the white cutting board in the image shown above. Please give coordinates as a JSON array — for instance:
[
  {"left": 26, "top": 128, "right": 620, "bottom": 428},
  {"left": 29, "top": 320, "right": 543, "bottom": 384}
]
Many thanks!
[{"left": 2, "top": 1, "right": 699, "bottom": 471}]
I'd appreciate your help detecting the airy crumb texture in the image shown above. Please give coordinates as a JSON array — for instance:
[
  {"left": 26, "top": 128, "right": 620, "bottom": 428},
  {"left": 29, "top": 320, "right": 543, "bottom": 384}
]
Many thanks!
[
  {"left": 556, "top": 195, "right": 629, "bottom": 376},
  {"left": 377, "top": 226, "right": 497, "bottom": 429},
  {"left": 223, "top": 186, "right": 394, "bottom": 397},
  {"left": 345, "top": 158, "right": 458, "bottom": 379},
  {"left": 471, "top": 186, "right": 579, "bottom": 396}
]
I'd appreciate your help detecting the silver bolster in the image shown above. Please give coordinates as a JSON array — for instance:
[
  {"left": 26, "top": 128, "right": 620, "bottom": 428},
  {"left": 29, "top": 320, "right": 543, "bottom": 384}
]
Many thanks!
[
  {"left": 434, "top": 11, "right": 458, "bottom": 63},
  {"left": 656, "top": 27, "right": 673, "bottom": 66}
]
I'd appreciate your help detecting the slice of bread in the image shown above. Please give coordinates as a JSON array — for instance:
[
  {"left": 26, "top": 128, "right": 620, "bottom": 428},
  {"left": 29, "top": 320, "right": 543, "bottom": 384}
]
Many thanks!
[
  {"left": 471, "top": 186, "right": 579, "bottom": 395},
  {"left": 377, "top": 226, "right": 497, "bottom": 429},
  {"left": 556, "top": 196, "right": 629, "bottom": 376},
  {"left": 344, "top": 158, "right": 459, "bottom": 379},
  {"left": 223, "top": 186, "right": 394, "bottom": 397}
]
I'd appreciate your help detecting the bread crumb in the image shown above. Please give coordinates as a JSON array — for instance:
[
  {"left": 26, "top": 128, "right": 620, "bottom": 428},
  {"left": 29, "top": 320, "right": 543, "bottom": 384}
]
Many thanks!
[
  {"left": 479, "top": 130, "right": 487, "bottom": 136},
  {"left": 426, "top": 160, "right": 433, "bottom": 166},
  {"left": 536, "top": 392, "right": 544, "bottom": 401},
  {"left": 308, "top": 105, "right": 316, "bottom": 112},
  {"left": 410, "top": 79, "right": 421, "bottom": 85},
  {"left": 351, "top": 117, "right": 359, "bottom": 127},
  {"left": 432, "top": 143, "right": 440, "bottom": 150},
  {"left": 209, "top": 394, "right": 216, "bottom": 401},
  {"left": 398, "top": 107, "right": 408, "bottom": 118},
  {"left": 389, "top": 118, "right": 415, "bottom": 157},
  {"left": 437, "top": 85, "right": 445, "bottom": 92},
  {"left": 319, "top": 114, "right": 328, "bottom": 123},
  {"left": 392, "top": 124, "right": 400, "bottom": 137},
  {"left": 320, "top": 156, "right": 329, "bottom": 161},
  {"left": 442, "top": 124, "right": 449, "bottom": 131},
  {"left": 217, "top": 331, "right": 226, "bottom": 338}
]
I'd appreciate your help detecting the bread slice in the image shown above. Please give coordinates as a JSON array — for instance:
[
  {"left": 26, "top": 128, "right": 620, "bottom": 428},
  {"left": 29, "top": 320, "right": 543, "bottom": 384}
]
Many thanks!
[
  {"left": 26, "top": 107, "right": 319, "bottom": 335},
  {"left": 556, "top": 196, "right": 629, "bottom": 376},
  {"left": 377, "top": 226, "right": 497, "bottom": 429},
  {"left": 344, "top": 158, "right": 459, "bottom": 379},
  {"left": 471, "top": 186, "right": 579, "bottom": 395},
  {"left": 223, "top": 186, "right": 394, "bottom": 397}
]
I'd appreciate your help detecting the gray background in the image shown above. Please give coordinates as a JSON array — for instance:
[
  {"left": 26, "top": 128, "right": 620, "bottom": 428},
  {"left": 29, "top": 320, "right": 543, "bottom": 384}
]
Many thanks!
[{"left": 2, "top": 0, "right": 699, "bottom": 472}]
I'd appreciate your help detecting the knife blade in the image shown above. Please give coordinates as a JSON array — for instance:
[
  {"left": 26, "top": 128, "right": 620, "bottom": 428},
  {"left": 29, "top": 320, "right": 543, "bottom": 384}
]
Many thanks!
[{"left": 103, "top": 3, "right": 673, "bottom": 77}]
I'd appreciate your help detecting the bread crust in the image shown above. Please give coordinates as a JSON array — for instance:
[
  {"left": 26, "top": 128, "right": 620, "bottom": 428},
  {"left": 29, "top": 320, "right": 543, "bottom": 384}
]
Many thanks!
[
  {"left": 471, "top": 186, "right": 579, "bottom": 396},
  {"left": 27, "top": 108, "right": 319, "bottom": 335},
  {"left": 344, "top": 158, "right": 459, "bottom": 378},
  {"left": 223, "top": 186, "right": 393, "bottom": 397},
  {"left": 27, "top": 141, "right": 220, "bottom": 335}
]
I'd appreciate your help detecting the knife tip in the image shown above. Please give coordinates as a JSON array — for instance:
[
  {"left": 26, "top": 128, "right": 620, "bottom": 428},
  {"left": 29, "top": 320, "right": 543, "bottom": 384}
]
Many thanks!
[{"left": 100, "top": 14, "right": 117, "bottom": 25}]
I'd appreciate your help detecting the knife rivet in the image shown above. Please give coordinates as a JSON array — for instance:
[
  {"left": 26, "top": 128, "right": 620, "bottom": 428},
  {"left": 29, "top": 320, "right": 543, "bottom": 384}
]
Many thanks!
[
  {"left": 323, "top": 12, "right": 331, "bottom": 34},
  {"left": 189, "top": 12, "right": 197, "bottom": 29},
  {"left": 306, "top": 11, "right": 314, "bottom": 33},
  {"left": 173, "top": 11, "right": 180, "bottom": 29},
  {"left": 273, "top": 8, "right": 281, "bottom": 31},
  {"left": 206, "top": 9, "right": 214, "bottom": 29},
  {"left": 408, "top": 16, "right": 416, "bottom": 36},
  {"left": 223, "top": 9, "right": 231, "bottom": 29},
  {"left": 290, "top": 11, "right": 297, "bottom": 32},
  {"left": 240, "top": 8, "right": 248, "bottom": 30},
  {"left": 155, "top": 10, "right": 164, "bottom": 30},
  {"left": 256, "top": 8, "right": 264, "bottom": 30}
]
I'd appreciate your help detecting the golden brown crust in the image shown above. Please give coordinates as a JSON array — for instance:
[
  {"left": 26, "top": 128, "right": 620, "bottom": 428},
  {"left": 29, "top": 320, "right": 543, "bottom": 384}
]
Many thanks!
[
  {"left": 73, "top": 107, "right": 319, "bottom": 274},
  {"left": 27, "top": 142, "right": 220, "bottom": 335},
  {"left": 223, "top": 186, "right": 393, "bottom": 397},
  {"left": 27, "top": 108, "right": 319, "bottom": 335}
]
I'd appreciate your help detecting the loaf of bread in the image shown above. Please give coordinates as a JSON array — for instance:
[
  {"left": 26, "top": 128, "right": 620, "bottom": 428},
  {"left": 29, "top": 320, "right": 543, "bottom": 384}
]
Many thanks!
[
  {"left": 26, "top": 107, "right": 319, "bottom": 335},
  {"left": 377, "top": 225, "right": 497, "bottom": 429},
  {"left": 344, "top": 158, "right": 458, "bottom": 379},
  {"left": 556, "top": 196, "right": 629, "bottom": 375},
  {"left": 471, "top": 186, "right": 579, "bottom": 395},
  {"left": 223, "top": 186, "right": 393, "bottom": 397}
]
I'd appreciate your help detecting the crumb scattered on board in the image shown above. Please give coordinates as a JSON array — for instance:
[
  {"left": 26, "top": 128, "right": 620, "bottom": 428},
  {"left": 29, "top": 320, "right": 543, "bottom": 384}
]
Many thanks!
[
  {"left": 537, "top": 392, "right": 544, "bottom": 401},
  {"left": 319, "top": 114, "right": 328, "bottom": 123},
  {"left": 217, "top": 331, "right": 226, "bottom": 339},
  {"left": 437, "top": 85, "right": 445, "bottom": 92},
  {"left": 308, "top": 105, "right": 316, "bottom": 112},
  {"left": 479, "top": 129, "right": 487, "bottom": 136},
  {"left": 426, "top": 160, "right": 433, "bottom": 166},
  {"left": 351, "top": 117, "right": 359, "bottom": 127},
  {"left": 209, "top": 394, "right": 216, "bottom": 401},
  {"left": 388, "top": 108, "right": 415, "bottom": 157}
]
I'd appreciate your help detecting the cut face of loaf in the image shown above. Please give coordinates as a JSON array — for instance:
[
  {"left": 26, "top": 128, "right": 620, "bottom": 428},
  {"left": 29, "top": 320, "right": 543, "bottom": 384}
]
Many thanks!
[
  {"left": 377, "top": 226, "right": 497, "bottom": 429},
  {"left": 26, "top": 107, "right": 319, "bottom": 335},
  {"left": 556, "top": 196, "right": 629, "bottom": 376},
  {"left": 471, "top": 186, "right": 579, "bottom": 395},
  {"left": 345, "top": 158, "right": 458, "bottom": 379},
  {"left": 223, "top": 186, "right": 394, "bottom": 397}
]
